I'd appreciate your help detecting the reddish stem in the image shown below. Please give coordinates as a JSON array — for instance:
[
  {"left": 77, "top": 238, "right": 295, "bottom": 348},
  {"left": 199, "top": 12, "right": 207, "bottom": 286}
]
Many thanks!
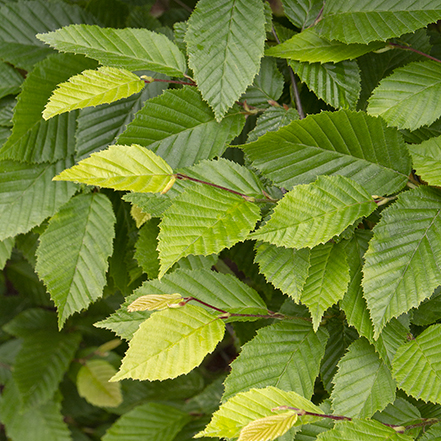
[{"left": 388, "top": 42, "right": 441, "bottom": 64}]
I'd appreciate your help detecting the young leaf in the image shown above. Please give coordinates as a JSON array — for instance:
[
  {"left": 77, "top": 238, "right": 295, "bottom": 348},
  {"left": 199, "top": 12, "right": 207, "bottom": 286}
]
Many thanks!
[
  {"left": 251, "top": 175, "right": 376, "bottom": 250},
  {"left": 43, "top": 67, "right": 145, "bottom": 120},
  {"left": 362, "top": 187, "right": 441, "bottom": 338},
  {"left": 53, "top": 144, "right": 176, "bottom": 193},
  {"left": 0, "top": 62, "right": 23, "bottom": 99},
  {"left": 407, "top": 136, "right": 441, "bottom": 186},
  {"left": 185, "top": 0, "right": 266, "bottom": 121},
  {"left": 36, "top": 193, "right": 116, "bottom": 328},
  {"left": 127, "top": 294, "right": 183, "bottom": 312},
  {"left": 37, "top": 24, "right": 187, "bottom": 76},
  {"left": 111, "top": 304, "right": 225, "bottom": 381}
]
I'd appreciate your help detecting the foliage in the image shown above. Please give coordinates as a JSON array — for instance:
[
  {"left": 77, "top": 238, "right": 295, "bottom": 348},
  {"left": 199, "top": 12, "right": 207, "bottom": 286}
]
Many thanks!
[{"left": 2, "top": 1, "right": 441, "bottom": 441}]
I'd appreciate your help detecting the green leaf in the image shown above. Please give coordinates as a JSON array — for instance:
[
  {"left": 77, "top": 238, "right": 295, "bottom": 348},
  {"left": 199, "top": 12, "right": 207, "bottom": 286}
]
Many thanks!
[
  {"left": 407, "top": 136, "right": 441, "bottom": 186},
  {"left": 223, "top": 320, "right": 328, "bottom": 402},
  {"left": 77, "top": 359, "right": 123, "bottom": 408},
  {"left": 392, "top": 324, "right": 441, "bottom": 404},
  {"left": 315, "top": 0, "right": 441, "bottom": 44},
  {"left": 374, "top": 397, "right": 421, "bottom": 431},
  {"left": 368, "top": 60, "right": 441, "bottom": 131},
  {"left": 282, "top": 0, "right": 323, "bottom": 30},
  {"left": 294, "top": 400, "right": 335, "bottom": 441},
  {"left": 36, "top": 193, "right": 116, "bottom": 328},
  {"left": 251, "top": 176, "right": 376, "bottom": 249},
  {"left": 412, "top": 287, "right": 441, "bottom": 327},
  {"left": 0, "top": 158, "right": 77, "bottom": 241},
  {"left": 118, "top": 86, "right": 245, "bottom": 169},
  {"left": 43, "top": 67, "right": 144, "bottom": 120},
  {"left": 331, "top": 338, "right": 396, "bottom": 418},
  {"left": 3, "top": 308, "right": 57, "bottom": 338},
  {"left": 289, "top": 60, "right": 361, "bottom": 110},
  {"left": 420, "top": 422, "right": 441, "bottom": 441},
  {"left": 196, "top": 386, "right": 324, "bottom": 439},
  {"left": 128, "top": 294, "right": 183, "bottom": 312},
  {"left": 0, "top": 236, "right": 13, "bottom": 269},
  {"left": 185, "top": 0, "right": 266, "bottom": 121},
  {"left": 135, "top": 218, "right": 160, "bottom": 279},
  {"left": 111, "top": 304, "right": 225, "bottom": 381},
  {"left": 0, "top": 61, "right": 23, "bottom": 99},
  {"left": 301, "top": 242, "right": 350, "bottom": 331},
  {"left": 37, "top": 24, "right": 187, "bottom": 76},
  {"left": 158, "top": 184, "right": 260, "bottom": 278},
  {"left": 362, "top": 187, "right": 441, "bottom": 338},
  {"left": 265, "top": 28, "right": 384, "bottom": 63},
  {"left": 242, "top": 110, "right": 411, "bottom": 196},
  {"left": 53, "top": 144, "right": 176, "bottom": 193},
  {"left": 102, "top": 402, "right": 192, "bottom": 441}
]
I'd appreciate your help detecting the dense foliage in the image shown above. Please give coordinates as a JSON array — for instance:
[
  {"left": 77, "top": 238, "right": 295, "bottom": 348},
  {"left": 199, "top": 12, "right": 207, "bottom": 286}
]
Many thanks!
[{"left": 2, "top": 0, "right": 441, "bottom": 440}]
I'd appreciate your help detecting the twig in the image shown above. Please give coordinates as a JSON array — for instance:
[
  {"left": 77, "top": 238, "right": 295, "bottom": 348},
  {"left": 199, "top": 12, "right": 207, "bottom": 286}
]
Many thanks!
[
  {"left": 388, "top": 42, "right": 441, "bottom": 64},
  {"left": 141, "top": 76, "right": 197, "bottom": 86}
]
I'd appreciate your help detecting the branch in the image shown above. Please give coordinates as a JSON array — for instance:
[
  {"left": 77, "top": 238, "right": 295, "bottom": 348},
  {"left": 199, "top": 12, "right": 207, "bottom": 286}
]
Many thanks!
[{"left": 388, "top": 42, "right": 441, "bottom": 64}]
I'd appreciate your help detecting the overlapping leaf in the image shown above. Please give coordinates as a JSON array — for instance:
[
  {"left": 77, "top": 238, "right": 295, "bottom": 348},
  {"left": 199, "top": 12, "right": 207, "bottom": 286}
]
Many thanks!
[
  {"left": 185, "top": 0, "right": 266, "bottom": 121},
  {"left": 238, "top": 412, "right": 298, "bottom": 441},
  {"left": 0, "top": 237, "right": 13, "bottom": 269},
  {"left": 37, "top": 24, "right": 187, "bottom": 76},
  {"left": 36, "top": 193, "right": 115, "bottom": 328},
  {"left": 407, "top": 136, "right": 441, "bottom": 186},
  {"left": 242, "top": 110, "right": 411, "bottom": 195},
  {"left": 362, "top": 187, "right": 441, "bottom": 338},
  {"left": 0, "top": 62, "right": 23, "bottom": 99},
  {"left": 282, "top": 0, "right": 323, "bottom": 29}
]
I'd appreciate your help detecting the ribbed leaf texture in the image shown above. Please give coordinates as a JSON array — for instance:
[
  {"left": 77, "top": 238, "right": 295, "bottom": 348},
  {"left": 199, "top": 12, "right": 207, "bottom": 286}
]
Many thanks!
[
  {"left": 128, "top": 294, "right": 183, "bottom": 312},
  {"left": 54, "top": 144, "right": 176, "bottom": 193},
  {"left": 0, "top": 237, "right": 13, "bottom": 269},
  {"left": 36, "top": 193, "right": 115, "bottom": 328},
  {"left": 362, "top": 186, "right": 441, "bottom": 338},
  {"left": 373, "top": 397, "right": 421, "bottom": 430},
  {"left": 289, "top": 60, "right": 361, "bottom": 110},
  {"left": 37, "top": 24, "right": 187, "bottom": 76},
  {"left": 0, "top": 158, "right": 77, "bottom": 241},
  {"left": 0, "top": 0, "right": 97, "bottom": 70},
  {"left": 102, "top": 402, "right": 191, "bottom": 441},
  {"left": 0, "top": 62, "right": 22, "bottom": 99},
  {"left": 77, "top": 359, "right": 123, "bottom": 408},
  {"left": 158, "top": 184, "right": 260, "bottom": 278},
  {"left": 368, "top": 60, "right": 441, "bottom": 131},
  {"left": 43, "top": 67, "right": 144, "bottom": 120},
  {"left": 315, "top": 0, "right": 441, "bottom": 44},
  {"left": 301, "top": 242, "right": 350, "bottom": 331},
  {"left": 118, "top": 86, "right": 245, "bottom": 169},
  {"left": 420, "top": 422, "right": 441, "bottom": 441},
  {"left": 331, "top": 338, "right": 396, "bottom": 418},
  {"left": 392, "top": 324, "right": 441, "bottom": 404},
  {"left": 134, "top": 218, "right": 160, "bottom": 279},
  {"left": 111, "top": 304, "right": 225, "bottom": 381},
  {"left": 266, "top": 28, "right": 383, "bottom": 63},
  {"left": 407, "top": 136, "right": 441, "bottom": 187},
  {"left": 196, "top": 386, "right": 324, "bottom": 439},
  {"left": 282, "top": 0, "right": 323, "bottom": 29},
  {"left": 223, "top": 320, "right": 328, "bottom": 402},
  {"left": 251, "top": 176, "right": 376, "bottom": 249},
  {"left": 242, "top": 110, "right": 411, "bottom": 196},
  {"left": 185, "top": 0, "right": 266, "bottom": 121}
]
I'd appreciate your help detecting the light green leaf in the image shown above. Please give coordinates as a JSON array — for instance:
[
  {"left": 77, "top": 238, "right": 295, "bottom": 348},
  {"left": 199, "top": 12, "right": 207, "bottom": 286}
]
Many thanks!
[
  {"left": 294, "top": 401, "right": 334, "bottom": 441},
  {"left": 0, "top": 158, "right": 77, "bottom": 241},
  {"left": 289, "top": 60, "right": 361, "bottom": 110},
  {"left": 77, "top": 359, "right": 123, "bottom": 408},
  {"left": 158, "top": 184, "right": 260, "bottom": 278},
  {"left": 392, "top": 324, "right": 441, "bottom": 404},
  {"left": 196, "top": 386, "right": 324, "bottom": 439},
  {"left": 407, "top": 136, "right": 441, "bottom": 186},
  {"left": 36, "top": 193, "right": 116, "bottom": 328},
  {"left": 362, "top": 187, "right": 441, "bottom": 338},
  {"left": 251, "top": 176, "right": 376, "bottom": 249},
  {"left": 368, "top": 60, "right": 441, "bottom": 131},
  {"left": 102, "top": 402, "right": 192, "bottom": 441},
  {"left": 242, "top": 110, "right": 411, "bottom": 196},
  {"left": 265, "top": 28, "right": 384, "bottom": 63},
  {"left": 118, "top": 86, "right": 245, "bottom": 169},
  {"left": 127, "top": 294, "right": 183, "bottom": 312},
  {"left": 37, "top": 24, "right": 187, "bottom": 76},
  {"left": 315, "top": 0, "right": 441, "bottom": 44},
  {"left": 185, "top": 0, "right": 266, "bottom": 121},
  {"left": 223, "top": 320, "right": 328, "bottom": 402},
  {"left": 43, "top": 67, "right": 144, "bottom": 120},
  {"left": 301, "top": 242, "right": 350, "bottom": 331},
  {"left": 0, "top": 236, "right": 14, "bottom": 269},
  {"left": 282, "top": 0, "right": 323, "bottom": 30},
  {"left": 112, "top": 304, "right": 225, "bottom": 381},
  {"left": 0, "top": 61, "right": 23, "bottom": 99},
  {"left": 53, "top": 144, "right": 175, "bottom": 193}
]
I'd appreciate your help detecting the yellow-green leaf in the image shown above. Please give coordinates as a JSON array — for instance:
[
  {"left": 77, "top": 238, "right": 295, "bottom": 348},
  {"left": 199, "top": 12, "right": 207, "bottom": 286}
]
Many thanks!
[{"left": 127, "top": 294, "right": 183, "bottom": 312}]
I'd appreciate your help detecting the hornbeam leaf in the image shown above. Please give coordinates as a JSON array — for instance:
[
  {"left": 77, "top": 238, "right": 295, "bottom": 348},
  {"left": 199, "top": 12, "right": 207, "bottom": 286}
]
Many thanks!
[
  {"left": 111, "top": 304, "right": 225, "bottom": 381},
  {"left": 266, "top": 28, "right": 384, "bottom": 63},
  {"left": 242, "top": 110, "right": 411, "bottom": 196},
  {"left": 282, "top": 0, "right": 323, "bottom": 30},
  {"left": 185, "top": 0, "right": 266, "bottom": 121},
  {"left": 158, "top": 184, "right": 260, "bottom": 278},
  {"left": 331, "top": 338, "right": 396, "bottom": 418},
  {"left": 43, "top": 67, "right": 144, "bottom": 120},
  {"left": 0, "top": 237, "right": 14, "bottom": 269},
  {"left": 392, "top": 324, "right": 441, "bottom": 404},
  {"left": 315, "top": 0, "right": 441, "bottom": 44},
  {"left": 36, "top": 193, "right": 116, "bottom": 328},
  {"left": 419, "top": 422, "right": 441, "bottom": 441},
  {"left": 250, "top": 176, "right": 376, "bottom": 249},
  {"left": 407, "top": 136, "right": 441, "bottom": 186},
  {"left": 53, "top": 144, "right": 175, "bottom": 193},
  {"left": 127, "top": 294, "right": 183, "bottom": 312},
  {"left": 37, "top": 24, "right": 187, "bottom": 76},
  {"left": 368, "top": 60, "right": 441, "bottom": 131},
  {"left": 362, "top": 187, "right": 441, "bottom": 338},
  {"left": 0, "top": 62, "right": 23, "bottom": 99}
]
